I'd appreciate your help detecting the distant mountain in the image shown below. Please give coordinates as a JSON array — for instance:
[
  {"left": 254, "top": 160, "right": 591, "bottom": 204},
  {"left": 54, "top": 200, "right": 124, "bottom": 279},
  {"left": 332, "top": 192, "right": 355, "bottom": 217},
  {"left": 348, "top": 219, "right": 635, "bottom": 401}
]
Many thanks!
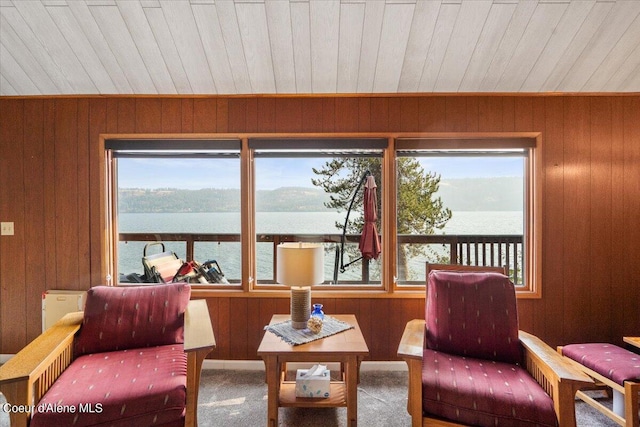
[
  {"left": 118, "top": 187, "right": 332, "bottom": 213},
  {"left": 437, "top": 177, "right": 523, "bottom": 211},
  {"left": 255, "top": 187, "right": 330, "bottom": 212},
  {"left": 118, "top": 177, "right": 522, "bottom": 213}
]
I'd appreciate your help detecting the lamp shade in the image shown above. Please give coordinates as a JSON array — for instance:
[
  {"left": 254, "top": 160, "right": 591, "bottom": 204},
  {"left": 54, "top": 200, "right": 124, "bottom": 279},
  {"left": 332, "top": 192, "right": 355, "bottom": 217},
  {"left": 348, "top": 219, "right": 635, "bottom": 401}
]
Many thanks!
[{"left": 276, "top": 243, "right": 324, "bottom": 286}]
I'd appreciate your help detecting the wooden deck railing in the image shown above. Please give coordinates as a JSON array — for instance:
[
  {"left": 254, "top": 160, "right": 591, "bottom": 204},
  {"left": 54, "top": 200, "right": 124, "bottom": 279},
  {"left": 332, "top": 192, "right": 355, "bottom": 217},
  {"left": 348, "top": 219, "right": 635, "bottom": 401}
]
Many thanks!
[{"left": 118, "top": 233, "right": 524, "bottom": 285}]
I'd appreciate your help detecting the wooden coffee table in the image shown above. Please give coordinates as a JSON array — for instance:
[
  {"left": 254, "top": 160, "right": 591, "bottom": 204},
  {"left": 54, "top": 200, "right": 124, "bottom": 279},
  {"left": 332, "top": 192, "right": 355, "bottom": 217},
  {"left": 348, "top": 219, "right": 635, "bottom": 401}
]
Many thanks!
[{"left": 257, "top": 314, "right": 369, "bottom": 427}]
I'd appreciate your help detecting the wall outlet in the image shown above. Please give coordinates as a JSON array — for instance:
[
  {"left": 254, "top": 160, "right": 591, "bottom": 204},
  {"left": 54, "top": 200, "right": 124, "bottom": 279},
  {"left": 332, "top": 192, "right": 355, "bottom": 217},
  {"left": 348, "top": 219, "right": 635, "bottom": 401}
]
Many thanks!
[{"left": 1, "top": 222, "right": 14, "bottom": 236}]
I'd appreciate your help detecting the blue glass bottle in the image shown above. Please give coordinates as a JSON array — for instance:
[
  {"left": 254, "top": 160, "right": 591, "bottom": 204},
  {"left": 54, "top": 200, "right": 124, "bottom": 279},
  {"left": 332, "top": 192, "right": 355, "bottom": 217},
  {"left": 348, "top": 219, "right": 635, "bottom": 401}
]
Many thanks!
[{"left": 311, "top": 303, "right": 324, "bottom": 320}]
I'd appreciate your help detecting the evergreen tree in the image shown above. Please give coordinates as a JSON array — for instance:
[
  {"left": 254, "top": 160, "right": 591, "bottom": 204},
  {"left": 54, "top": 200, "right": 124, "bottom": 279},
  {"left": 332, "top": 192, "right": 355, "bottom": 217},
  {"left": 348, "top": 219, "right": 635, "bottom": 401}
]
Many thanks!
[{"left": 312, "top": 157, "right": 451, "bottom": 281}]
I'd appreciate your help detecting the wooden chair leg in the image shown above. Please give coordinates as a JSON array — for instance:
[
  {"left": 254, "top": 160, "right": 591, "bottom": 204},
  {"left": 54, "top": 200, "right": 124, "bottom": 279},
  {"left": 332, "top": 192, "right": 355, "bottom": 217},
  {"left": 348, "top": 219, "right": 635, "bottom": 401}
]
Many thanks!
[
  {"left": 555, "top": 383, "right": 581, "bottom": 427},
  {"left": 185, "top": 348, "right": 211, "bottom": 427},
  {"left": 0, "top": 382, "right": 31, "bottom": 427},
  {"left": 625, "top": 381, "right": 639, "bottom": 427},
  {"left": 405, "top": 358, "right": 423, "bottom": 427}
]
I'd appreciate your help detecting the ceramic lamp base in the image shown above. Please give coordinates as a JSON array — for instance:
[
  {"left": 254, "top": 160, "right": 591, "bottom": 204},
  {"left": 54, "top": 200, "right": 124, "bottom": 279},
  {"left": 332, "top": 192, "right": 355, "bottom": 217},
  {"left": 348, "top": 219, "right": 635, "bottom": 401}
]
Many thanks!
[{"left": 290, "top": 286, "right": 311, "bottom": 329}]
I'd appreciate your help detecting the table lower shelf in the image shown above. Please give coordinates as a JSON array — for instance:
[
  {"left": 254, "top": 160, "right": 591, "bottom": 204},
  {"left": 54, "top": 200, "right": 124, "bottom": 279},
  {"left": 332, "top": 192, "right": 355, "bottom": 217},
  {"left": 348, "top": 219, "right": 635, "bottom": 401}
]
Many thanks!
[{"left": 278, "top": 381, "right": 347, "bottom": 408}]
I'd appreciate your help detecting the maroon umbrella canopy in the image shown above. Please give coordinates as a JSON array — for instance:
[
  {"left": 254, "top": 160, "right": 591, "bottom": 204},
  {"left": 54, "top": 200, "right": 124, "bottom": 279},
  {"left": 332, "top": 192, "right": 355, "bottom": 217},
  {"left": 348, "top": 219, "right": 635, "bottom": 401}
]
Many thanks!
[{"left": 359, "top": 175, "right": 381, "bottom": 260}]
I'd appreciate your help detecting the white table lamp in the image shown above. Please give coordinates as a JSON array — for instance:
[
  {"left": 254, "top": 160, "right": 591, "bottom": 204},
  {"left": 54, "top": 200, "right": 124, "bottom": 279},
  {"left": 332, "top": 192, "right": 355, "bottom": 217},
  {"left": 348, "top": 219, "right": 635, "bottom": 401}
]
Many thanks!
[{"left": 277, "top": 242, "right": 324, "bottom": 329}]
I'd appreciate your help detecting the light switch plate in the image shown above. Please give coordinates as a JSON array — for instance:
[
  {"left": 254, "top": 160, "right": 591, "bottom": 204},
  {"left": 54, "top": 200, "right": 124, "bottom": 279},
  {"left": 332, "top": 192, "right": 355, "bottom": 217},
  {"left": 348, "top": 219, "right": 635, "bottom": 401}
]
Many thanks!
[{"left": 1, "top": 222, "right": 14, "bottom": 236}]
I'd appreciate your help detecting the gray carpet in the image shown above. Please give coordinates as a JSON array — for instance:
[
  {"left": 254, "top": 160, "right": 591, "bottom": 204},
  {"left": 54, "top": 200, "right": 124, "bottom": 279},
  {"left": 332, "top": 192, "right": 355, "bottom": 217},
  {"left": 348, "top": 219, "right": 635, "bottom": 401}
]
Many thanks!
[{"left": 0, "top": 369, "right": 620, "bottom": 426}]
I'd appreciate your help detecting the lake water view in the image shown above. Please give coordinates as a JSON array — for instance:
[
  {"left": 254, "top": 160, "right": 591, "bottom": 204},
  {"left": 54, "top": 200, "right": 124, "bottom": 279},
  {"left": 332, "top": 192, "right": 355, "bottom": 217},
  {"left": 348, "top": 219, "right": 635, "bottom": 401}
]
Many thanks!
[{"left": 118, "top": 211, "right": 523, "bottom": 283}]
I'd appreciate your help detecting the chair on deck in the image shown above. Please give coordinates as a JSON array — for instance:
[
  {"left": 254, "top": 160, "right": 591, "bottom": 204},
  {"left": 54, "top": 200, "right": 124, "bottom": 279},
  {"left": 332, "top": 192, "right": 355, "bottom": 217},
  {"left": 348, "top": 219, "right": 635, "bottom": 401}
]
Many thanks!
[
  {"left": 0, "top": 283, "right": 215, "bottom": 427},
  {"left": 143, "top": 242, "right": 185, "bottom": 283},
  {"left": 397, "top": 263, "right": 593, "bottom": 427}
]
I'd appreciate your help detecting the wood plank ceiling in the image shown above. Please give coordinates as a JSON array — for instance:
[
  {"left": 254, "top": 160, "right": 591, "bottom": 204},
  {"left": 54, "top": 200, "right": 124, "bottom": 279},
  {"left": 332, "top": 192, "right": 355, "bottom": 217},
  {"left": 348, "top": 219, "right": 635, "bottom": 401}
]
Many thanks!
[{"left": 1, "top": 0, "right": 639, "bottom": 96}]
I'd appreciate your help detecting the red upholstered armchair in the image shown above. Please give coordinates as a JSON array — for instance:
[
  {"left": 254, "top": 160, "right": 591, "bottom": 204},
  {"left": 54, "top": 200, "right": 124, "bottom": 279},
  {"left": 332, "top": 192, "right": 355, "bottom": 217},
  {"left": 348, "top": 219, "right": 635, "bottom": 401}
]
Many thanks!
[
  {"left": 0, "top": 283, "right": 215, "bottom": 427},
  {"left": 397, "top": 264, "right": 592, "bottom": 427}
]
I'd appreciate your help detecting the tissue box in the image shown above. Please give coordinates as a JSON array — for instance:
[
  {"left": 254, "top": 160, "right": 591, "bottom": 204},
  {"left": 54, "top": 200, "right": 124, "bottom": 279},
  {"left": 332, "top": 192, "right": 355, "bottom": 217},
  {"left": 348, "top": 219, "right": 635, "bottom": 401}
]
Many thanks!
[{"left": 295, "top": 367, "right": 330, "bottom": 398}]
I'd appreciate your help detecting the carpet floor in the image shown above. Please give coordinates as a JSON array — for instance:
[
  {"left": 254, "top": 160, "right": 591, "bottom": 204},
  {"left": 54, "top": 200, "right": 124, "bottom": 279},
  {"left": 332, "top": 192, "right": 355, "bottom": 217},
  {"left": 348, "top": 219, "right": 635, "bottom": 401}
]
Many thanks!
[{"left": 0, "top": 369, "right": 620, "bottom": 426}]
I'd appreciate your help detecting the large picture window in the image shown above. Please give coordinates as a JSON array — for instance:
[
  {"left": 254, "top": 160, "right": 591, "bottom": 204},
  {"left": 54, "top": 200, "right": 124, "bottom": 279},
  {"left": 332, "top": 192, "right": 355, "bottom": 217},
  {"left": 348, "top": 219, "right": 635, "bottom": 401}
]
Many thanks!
[
  {"left": 103, "top": 133, "right": 540, "bottom": 297},
  {"left": 394, "top": 137, "right": 540, "bottom": 296},
  {"left": 250, "top": 138, "right": 385, "bottom": 287},
  {"left": 106, "top": 139, "right": 242, "bottom": 286}
]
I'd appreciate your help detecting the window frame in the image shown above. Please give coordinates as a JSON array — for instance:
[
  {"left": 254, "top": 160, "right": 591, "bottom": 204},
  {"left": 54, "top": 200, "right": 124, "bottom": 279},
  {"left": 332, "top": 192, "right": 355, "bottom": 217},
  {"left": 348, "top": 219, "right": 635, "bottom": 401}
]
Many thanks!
[
  {"left": 103, "top": 136, "right": 244, "bottom": 289},
  {"left": 101, "top": 132, "right": 541, "bottom": 299},
  {"left": 249, "top": 137, "right": 388, "bottom": 291},
  {"left": 391, "top": 134, "right": 542, "bottom": 297}
]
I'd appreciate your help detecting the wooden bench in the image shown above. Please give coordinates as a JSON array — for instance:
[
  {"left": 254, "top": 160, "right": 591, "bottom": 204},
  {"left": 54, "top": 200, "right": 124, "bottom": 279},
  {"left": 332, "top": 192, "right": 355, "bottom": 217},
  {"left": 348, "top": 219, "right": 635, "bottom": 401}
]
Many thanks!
[{"left": 559, "top": 343, "right": 640, "bottom": 427}]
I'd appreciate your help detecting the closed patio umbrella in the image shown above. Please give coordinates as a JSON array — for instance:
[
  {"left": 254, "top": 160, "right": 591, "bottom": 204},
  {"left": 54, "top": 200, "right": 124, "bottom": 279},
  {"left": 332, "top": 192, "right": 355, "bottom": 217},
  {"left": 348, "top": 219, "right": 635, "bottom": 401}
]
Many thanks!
[{"left": 359, "top": 175, "right": 381, "bottom": 260}]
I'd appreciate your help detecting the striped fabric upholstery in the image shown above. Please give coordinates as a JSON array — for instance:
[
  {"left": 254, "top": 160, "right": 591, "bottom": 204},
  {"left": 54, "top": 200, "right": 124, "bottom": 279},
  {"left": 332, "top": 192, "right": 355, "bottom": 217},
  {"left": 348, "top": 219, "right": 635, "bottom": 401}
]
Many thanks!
[
  {"left": 422, "top": 349, "right": 558, "bottom": 427},
  {"left": 74, "top": 283, "right": 191, "bottom": 356},
  {"left": 31, "top": 345, "right": 187, "bottom": 427},
  {"left": 421, "top": 270, "right": 558, "bottom": 426},
  {"left": 563, "top": 343, "right": 640, "bottom": 386},
  {"left": 32, "top": 284, "right": 193, "bottom": 427},
  {"left": 426, "top": 270, "right": 522, "bottom": 365}
]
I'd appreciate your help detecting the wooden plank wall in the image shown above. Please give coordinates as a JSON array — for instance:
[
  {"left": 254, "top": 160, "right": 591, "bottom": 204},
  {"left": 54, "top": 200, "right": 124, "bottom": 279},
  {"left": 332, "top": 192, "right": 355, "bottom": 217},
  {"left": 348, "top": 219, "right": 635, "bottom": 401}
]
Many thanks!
[{"left": 1, "top": 95, "right": 639, "bottom": 360}]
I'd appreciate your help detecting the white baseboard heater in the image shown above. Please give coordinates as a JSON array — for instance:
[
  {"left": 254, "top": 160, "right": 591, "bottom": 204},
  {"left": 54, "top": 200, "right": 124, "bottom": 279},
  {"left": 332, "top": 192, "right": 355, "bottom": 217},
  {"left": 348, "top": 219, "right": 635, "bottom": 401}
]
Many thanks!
[{"left": 42, "top": 290, "right": 86, "bottom": 332}]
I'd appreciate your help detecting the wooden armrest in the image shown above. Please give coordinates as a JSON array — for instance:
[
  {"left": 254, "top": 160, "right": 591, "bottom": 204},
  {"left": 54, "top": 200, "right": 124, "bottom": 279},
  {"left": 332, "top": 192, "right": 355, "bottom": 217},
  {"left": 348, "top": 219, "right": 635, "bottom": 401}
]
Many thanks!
[
  {"left": 397, "top": 319, "right": 425, "bottom": 425},
  {"left": 397, "top": 319, "right": 425, "bottom": 360},
  {"left": 0, "top": 311, "right": 83, "bottom": 385},
  {"left": 520, "top": 330, "right": 593, "bottom": 427},
  {"left": 184, "top": 299, "right": 216, "bottom": 352},
  {"left": 183, "top": 300, "right": 215, "bottom": 427},
  {"left": 519, "top": 330, "right": 592, "bottom": 385},
  {"left": 0, "top": 311, "right": 83, "bottom": 427}
]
